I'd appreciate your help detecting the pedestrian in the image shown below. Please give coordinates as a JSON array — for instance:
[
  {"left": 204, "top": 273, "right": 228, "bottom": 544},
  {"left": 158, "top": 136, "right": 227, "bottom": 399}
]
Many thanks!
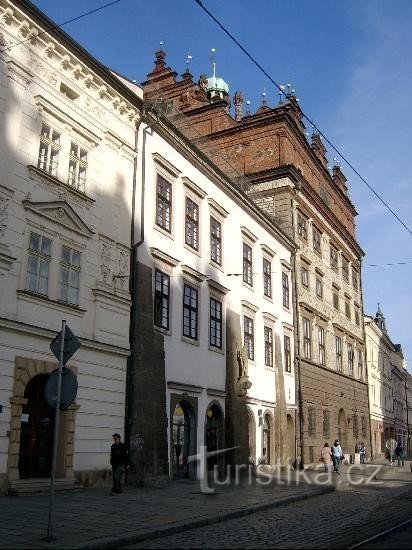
[
  {"left": 394, "top": 442, "right": 404, "bottom": 467},
  {"left": 110, "top": 433, "right": 128, "bottom": 495},
  {"left": 359, "top": 442, "right": 366, "bottom": 464},
  {"left": 320, "top": 442, "right": 333, "bottom": 472},
  {"left": 331, "top": 439, "right": 343, "bottom": 474}
]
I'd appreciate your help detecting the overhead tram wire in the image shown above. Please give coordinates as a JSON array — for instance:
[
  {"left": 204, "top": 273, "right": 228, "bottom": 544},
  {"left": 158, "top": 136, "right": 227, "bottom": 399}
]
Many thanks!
[
  {"left": 0, "top": 0, "right": 125, "bottom": 55},
  {"left": 193, "top": 0, "right": 412, "bottom": 239}
]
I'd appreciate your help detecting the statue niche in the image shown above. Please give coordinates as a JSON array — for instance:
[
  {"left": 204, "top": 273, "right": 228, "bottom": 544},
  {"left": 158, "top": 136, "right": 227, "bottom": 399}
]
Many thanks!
[{"left": 235, "top": 345, "right": 252, "bottom": 397}]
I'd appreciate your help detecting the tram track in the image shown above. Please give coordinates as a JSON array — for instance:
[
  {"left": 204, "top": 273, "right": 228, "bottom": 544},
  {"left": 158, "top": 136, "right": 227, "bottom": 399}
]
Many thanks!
[{"left": 347, "top": 517, "right": 412, "bottom": 549}]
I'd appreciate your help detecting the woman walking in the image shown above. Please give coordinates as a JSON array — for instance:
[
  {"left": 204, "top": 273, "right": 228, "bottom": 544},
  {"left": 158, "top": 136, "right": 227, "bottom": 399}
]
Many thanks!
[{"left": 320, "top": 442, "right": 332, "bottom": 472}]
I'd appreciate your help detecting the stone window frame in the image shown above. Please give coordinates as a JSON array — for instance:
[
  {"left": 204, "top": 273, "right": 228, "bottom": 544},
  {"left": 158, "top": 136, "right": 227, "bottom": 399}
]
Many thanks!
[
  {"left": 302, "top": 316, "right": 312, "bottom": 360},
  {"left": 261, "top": 244, "right": 275, "bottom": 303},
  {"left": 8, "top": 356, "right": 79, "bottom": 483},
  {"left": 33, "top": 97, "right": 97, "bottom": 196},
  {"left": 20, "top": 224, "right": 86, "bottom": 311},
  {"left": 151, "top": 247, "right": 180, "bottom": 336},
  {"left": 297, "top": 211, "right": 308, "bottom": 241},
  {"left": 332, "top": 284, "right": 340, "bottom": 311},
  {"left": 262, "top": 309, "right": 278, "bottom": 371},
  {"left": 330, "top": 243, "right": 339, "bottom": 272},
  {"left": 335, "top": 334, "right": 343, "bottom": 372},
  {"left": 207, "top": 198, "right": 228, "bottom": 272},
  {"left": 241, "top": 227, "right": 257, "bottom": 290},
  {"left": 182, "top": 177, "right": 206, "bottom": 258},
  {"left": 207, "top": 278, "right": 229, "bottom": 354},
  {"left": 318, "top": 324, "right": 326, "bottom": 366},
  {"left": 312, "top": 225, "right": 322, "bottom": 257},
  {"left": 152, "top": 153, "right": 180, "bottom": 241}
]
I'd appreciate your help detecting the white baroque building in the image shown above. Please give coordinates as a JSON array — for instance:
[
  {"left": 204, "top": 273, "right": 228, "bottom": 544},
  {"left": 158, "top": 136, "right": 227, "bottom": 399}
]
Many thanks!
[
  {"left": 128, "top": 96, "right": 297, "bottom": 484},
  {"left": 365, "top": 306, "right": 408, "bottom": 459},
  {"left": 0, "top": 0, "right": 140, "bottom": 493}
]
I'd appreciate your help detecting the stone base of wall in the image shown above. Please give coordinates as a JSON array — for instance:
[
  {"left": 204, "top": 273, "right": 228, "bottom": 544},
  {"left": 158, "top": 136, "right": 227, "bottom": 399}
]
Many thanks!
[
  {"left": 75, "top": 469, "right": 112, "bottom": 488},
  {"left": 141, "top": 475, "right": 170, "bottom": 488},
  {"left": 0, "top": 474, "right": 8, "bottom": 495}
]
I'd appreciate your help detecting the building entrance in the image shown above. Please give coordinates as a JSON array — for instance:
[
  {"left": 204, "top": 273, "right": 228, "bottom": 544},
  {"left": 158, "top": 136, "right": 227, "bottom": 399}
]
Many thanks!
[
  {"left": 172, "top": 401, "right": 196, "bottom": 479},
  {"left": 205, "top": 404, "right": 223, "bottom": 471},
  {"left": 19, "top": 375, "right": 55, "bottom": 479}
]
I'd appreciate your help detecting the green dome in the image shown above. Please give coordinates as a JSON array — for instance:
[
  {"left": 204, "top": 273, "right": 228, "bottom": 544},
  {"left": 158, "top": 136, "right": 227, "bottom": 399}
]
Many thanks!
[{"left": 207, "top": 75, "right": 229, "bottom": 99}]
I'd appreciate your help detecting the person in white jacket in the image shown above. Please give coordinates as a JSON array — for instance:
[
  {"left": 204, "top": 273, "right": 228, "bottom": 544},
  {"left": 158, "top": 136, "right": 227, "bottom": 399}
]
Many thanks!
[{"left": 331, "top": 439, "right": 343, "bottom": 474}]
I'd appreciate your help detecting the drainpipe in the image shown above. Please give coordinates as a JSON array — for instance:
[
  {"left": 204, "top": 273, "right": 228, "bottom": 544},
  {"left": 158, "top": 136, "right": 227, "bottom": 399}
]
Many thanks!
[
  {"left": 290, "top": 184, "right": 304, "bottom": 469},
  {"left": 359, "top": 258, "right": 373, "bottom": 461},
  {"left": 405, "top": 378, "right": 410, "bottom": 456}
]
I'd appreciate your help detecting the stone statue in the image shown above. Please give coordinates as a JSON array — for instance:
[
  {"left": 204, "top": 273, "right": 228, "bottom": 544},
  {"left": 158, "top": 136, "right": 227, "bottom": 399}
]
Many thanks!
[{"left": 198, "top": 74, "right": 208, "bottom": 93}]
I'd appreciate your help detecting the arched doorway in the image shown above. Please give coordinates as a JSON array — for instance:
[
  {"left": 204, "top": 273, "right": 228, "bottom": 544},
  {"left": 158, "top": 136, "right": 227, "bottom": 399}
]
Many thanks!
[
  {"left": 338, "top": 408, "right": 347, "bottom": 449},
  {"left": 286, "top": 414, "right": 295, "bottom": 461},
  {"left": 172, "top": 401, "right": 196, "bottom": 479},
  {"left": 19, "top": 375, "right": 55, "bottom": 479},
  {"left": 262, "top": 413, "right": 272, "bottom": 464},
  {"left": 247, "top": 408, "right": 256, "bottom": 463},
  {"left": 205, "top": 403, "right": 223, "bottom": 472}
]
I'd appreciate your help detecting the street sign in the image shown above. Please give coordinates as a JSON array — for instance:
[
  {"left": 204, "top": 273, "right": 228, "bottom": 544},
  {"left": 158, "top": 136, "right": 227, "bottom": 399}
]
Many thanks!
[
  {"left": 50, "top": 325, "right": 80, "bottom": 366},
  {"left": 44, "top": 367, "right": 78, "bottom": 410}
]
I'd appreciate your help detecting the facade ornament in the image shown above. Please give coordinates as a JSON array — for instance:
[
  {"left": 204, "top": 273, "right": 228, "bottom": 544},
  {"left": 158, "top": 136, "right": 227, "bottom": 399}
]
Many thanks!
[
  {"left": 0, "top": 192, "right": 10, "bottom": 239},
  {"left": 60, "top": 55, "right": 71, "bottom": 70},
  {"left": 198, "top": 74, "right": 208, "bottom": 93},
  {"left": 117, "top": 249, "right": 129, "bottom": 290},
  {"left": 100, "top": 241, "right": 112, "bottom": 284},
  {"left": 2, "top": 8, "right": 14, "bottom": 26},
  {"left": 83, "top": 74, "right": 93, "bottom": 88},
  {"left": 73, "top": 63, "right": 82, "bottom": 79},
  {"left": 43, "top": 42, "right": 55, "bottom": 59}
]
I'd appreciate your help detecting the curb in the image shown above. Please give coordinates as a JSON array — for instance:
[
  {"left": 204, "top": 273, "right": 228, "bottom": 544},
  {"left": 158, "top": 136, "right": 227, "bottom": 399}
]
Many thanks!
[{"left": 77, "top": 486, "right": 335, "bottom": 549}]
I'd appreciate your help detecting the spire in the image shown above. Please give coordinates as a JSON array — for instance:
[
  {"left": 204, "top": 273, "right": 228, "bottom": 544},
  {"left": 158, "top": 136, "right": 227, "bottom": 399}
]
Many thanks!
[
  {"left": 374, "top": 303, "right": 387, "bottom": 333},
  {"left": 206, "top": 48, "right": 229, "bottom": 104}
]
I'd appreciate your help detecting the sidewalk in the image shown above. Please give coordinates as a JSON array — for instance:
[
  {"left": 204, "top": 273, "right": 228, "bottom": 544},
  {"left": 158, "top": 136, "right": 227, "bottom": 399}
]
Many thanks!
[{"left": 2, "top": 463, "right": 410, "bottom": 550}]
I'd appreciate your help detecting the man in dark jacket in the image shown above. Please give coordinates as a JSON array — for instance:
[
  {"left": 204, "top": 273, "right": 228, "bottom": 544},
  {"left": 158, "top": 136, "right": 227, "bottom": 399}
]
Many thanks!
[{"left": 110, "top": 433, "right": 128, "bottom": 495}]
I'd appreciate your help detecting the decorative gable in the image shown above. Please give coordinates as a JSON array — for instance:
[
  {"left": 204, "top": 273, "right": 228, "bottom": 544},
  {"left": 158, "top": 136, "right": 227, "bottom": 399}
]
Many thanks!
[{"left": 23, "top": 199, "right": 94, "bottom": 237}]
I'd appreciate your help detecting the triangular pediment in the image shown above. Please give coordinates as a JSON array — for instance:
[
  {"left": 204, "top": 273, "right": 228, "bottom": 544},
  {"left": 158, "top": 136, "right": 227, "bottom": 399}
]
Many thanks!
[{"left": 23, "top": 200, "right": 95, "bottom": 237}]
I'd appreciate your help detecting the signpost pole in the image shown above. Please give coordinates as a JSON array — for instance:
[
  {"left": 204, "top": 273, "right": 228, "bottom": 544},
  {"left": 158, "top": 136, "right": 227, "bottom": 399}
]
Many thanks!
[{"left": 46, "top": 319, "right": 66, "bottom": 541}]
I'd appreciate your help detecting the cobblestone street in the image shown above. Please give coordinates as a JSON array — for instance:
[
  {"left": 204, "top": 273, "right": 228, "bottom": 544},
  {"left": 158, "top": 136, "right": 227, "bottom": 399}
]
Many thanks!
[{"left": 127, "top": 484, "right": 412, "bottom": 549}]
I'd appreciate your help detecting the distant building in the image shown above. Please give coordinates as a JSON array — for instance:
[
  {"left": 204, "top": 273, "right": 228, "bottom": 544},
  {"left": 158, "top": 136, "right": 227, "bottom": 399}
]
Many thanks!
[
  {"left": 142, "top": 49, "right": 369, "bottom": 464},
  {"left": 365, "top": 306, "right": 408, "bottom": 458}
]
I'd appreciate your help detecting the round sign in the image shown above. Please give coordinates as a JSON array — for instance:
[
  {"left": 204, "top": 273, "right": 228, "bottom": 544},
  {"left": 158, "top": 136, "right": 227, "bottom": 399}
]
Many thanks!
[
  {"left": 385, "top": 438, "right": 397, "bottom": 454},
  {"left": 44, "top": 367, "right": 78, "bottom": 410}
]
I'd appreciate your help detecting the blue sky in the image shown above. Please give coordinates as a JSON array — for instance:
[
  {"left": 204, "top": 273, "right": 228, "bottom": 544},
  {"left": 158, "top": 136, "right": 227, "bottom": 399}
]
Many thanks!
[{"left": 33, "top": 0, "right": 412, "bottom": 366}]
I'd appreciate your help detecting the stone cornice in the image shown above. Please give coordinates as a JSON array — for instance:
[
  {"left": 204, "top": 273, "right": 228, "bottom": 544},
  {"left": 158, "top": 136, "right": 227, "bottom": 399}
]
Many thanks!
[{"left": 0, "top": 316, "right": 130, "bottom": 355}]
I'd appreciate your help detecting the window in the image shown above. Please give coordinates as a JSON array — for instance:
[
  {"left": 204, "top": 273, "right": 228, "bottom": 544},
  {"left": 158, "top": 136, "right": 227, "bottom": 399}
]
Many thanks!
[
  {"left": 156, "top": 174, "right": 172, "bottom": 232},
  {"left": 264, "top": 326, "right": 273, "bottom": 367},
  {"left": 244, "top": 316, "right": 254, "bottom": 360},
  {"left": 323, "top": 409, "right": 330, "bottom": 438},
  {"left": 347, "top": 343, "right": 354, "bottom": 376},
  {"left": 345, "top": 300, "right": 351, "bottom": 319},
  {"left": 301, "top": 265, "right": 309, "bottom": 287},
  {"left": 263, "top": 258, "right": 272, "bottom": 298},
  {"left": 210, "top": 217, "right": 222, "bottom": 265},
  {"left": 183, "top": 284, "right": 198, "bottom": 340},
  {"left": 361, "top": 415, "right": 367, "bottom": 438},
  {"left": 284, "top": 335, "right": 292, "bottom": 372},
  {"left": 243, "top": 243, "right": 253, "bottom": 286},
  {"left": 154, "top": 269, "right": 170, "bottom": 330},
  {"left": 342, "top": 256, "right": 349, "bottom": 282},
  {"left": 185, "top": 197, "right": 199, "bottom": 250},
  {"left": 26, "top": 232, "right": 51, "bottom": 296},
  {"left": 297, "top": 212, "right": 308, "bottom": 240},
  {"left": 210, "top": 297, "right": 222, "bottom": 349},
  {"left": 358, "top": 349, "right": 363, "bottom": 380},
  {"left": 336, "top": 336, "right": 342, "bottom": 372},
  {"left": 313, "top": 226, "right": 322, "bottom": 255},
  {"left": 318, "top": 326, "right": 326, "bottom": 366},
  {"left": 59, "top": 245, "right": 80, "bottom": 305},
  {"left": 353, "top": 414, "right": 359, "bottom": 439},
  {"left": 308, "top": 407, "right": 316, "bottom": 437},
  {"left": 316, "top": 277, "right": 323, "bottom": 299},
  {"left": 282, "top": 272, "right": 290, "bottom": 309},
  {"left": 333, "top": 288, "right": 339, "bottom": 310},
  {"left": 354, "top": 305, "right": 360, "bottom": 326},
  {"left": 38, "top": 123, "right": 60, "bottom": 176},
  {"left": 352, "top": 268, "right": 359, "bottom": 292},
  {"left": 330, "top": 244, "right": 339, "bottom": 271},
  {"left": 67, "top": 142, "right": 87, "bottom": 192},
  {"left": 303, "top": 317, "right": 312, "bottom": 360}
]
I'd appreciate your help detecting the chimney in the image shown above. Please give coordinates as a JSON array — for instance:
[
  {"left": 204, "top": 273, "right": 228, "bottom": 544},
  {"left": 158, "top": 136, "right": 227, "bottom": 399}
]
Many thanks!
[
  {"left": 233, "top": 91, "right": 243, "bottom": 122},
  {"left": 311, "top": 133, "right": 328, "bottom": 169}
]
